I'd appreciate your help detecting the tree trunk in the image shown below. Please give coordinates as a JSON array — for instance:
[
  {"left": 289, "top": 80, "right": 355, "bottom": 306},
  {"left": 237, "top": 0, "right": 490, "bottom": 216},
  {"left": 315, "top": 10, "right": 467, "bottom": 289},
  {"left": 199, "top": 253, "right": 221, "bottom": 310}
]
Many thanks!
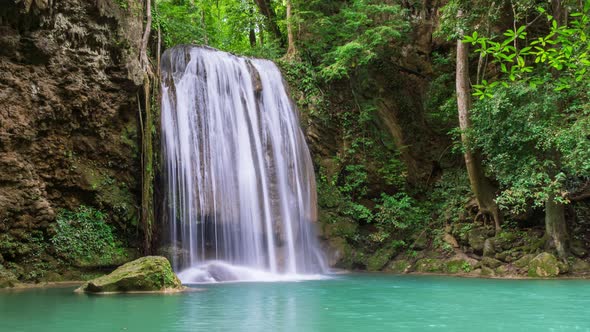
[
  {"left": 544, "top": 0, "right": 569, "bottom": 260},
  {"left": 546, "top": 194, "right": 569, "bottom": 259},
  {"left": 253, "top": 0, "right": 284, "bottom": 47},
  {"left": 249, "top": 9, "right": 257, "bottom": 47},
  {"left": 456, "top": 30, "right": 503, "bottom": 233},
  {"left": 285, "top": 0, "right": 297, "bottom": 57}
]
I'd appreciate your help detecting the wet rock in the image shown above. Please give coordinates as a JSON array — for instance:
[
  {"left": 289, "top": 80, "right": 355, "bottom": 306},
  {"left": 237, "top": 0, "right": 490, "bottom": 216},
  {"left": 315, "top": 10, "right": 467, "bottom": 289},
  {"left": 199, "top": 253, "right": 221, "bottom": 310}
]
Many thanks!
[
  {"left": 76, "top": 256, "right": 183, "bottom": 293},
  {"left": 528, "top": 253, "right": 560, "bottom": 278}
]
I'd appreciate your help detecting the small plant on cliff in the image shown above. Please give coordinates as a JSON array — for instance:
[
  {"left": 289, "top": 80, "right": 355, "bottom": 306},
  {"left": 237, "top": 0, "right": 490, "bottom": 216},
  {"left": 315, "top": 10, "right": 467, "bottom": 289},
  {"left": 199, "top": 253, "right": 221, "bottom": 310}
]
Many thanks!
[{"left": 51, "top": 206, "right": 124, "bottom": 264}]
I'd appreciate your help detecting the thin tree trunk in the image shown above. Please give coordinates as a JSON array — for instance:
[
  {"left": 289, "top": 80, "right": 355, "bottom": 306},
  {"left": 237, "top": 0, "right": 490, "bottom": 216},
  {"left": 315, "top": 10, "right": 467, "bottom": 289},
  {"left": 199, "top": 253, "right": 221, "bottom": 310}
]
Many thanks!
[
  {"left": 456, "top": 20, "right": 503, "bottom": 233},
  {"left": 285, "top": 0, "right": 297, "bottom": 57},
  {"left": 249, "top": 8, "right": 256, "bottom": 47}
]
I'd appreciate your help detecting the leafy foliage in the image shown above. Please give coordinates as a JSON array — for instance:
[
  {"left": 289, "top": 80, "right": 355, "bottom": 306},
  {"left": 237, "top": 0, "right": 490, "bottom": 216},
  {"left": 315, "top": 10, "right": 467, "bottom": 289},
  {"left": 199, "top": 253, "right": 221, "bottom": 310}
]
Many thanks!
[
  {"left": 472, "top": 83, "right": 590, "bottom": 213},
  {"left": 51, "top": 206, "right": 125, "bottom": 264},
  {"left": 299, "top": 0, "right": 408, "bottom": 80}
]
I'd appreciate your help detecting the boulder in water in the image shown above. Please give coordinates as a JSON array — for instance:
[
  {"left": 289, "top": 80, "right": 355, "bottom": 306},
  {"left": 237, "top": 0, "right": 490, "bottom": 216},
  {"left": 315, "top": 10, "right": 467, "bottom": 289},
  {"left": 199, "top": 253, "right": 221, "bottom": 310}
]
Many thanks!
[{"left": 76, "top": 256, "right": 183, "bottom": 293}]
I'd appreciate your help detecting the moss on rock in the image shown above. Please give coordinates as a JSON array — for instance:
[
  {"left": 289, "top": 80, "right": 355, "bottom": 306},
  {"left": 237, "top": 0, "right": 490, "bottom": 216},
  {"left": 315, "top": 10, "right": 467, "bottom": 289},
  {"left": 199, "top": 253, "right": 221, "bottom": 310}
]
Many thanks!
[
  {"left": 76, "top": 256, "right": 183, "bottom": 293},
  {"left": 479, "top": 257, "right": 503, "bottom": 269},
  {"left": 528, "top": 253, "right": 560, "bottom": 278},
  {"left": 414, "top": 258, "right": 444, "bottom": 273},
  {"left": 513, "top": 254, "right": 535, "bottom": 269},
  {"left": 367, "top": 248, "right": 393, "bottom": 271},
  {"left": 387, "top": 259, "right": 411, "bottom": 274},
  {"left": 444, "top": 259, "right": 471, "bottom": 274}
]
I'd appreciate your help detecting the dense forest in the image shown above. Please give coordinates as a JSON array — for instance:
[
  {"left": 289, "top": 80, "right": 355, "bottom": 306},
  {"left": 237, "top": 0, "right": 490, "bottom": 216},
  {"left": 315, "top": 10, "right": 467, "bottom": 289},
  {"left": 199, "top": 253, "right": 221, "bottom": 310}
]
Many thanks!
[{"left": 1, "top": 0, "right": 589, "bottom": 287}]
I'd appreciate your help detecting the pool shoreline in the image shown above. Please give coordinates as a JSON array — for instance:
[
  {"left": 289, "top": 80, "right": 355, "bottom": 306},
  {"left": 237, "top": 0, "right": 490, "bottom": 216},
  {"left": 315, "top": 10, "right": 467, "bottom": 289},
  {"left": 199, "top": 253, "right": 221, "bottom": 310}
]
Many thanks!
[{"left": 4, "top": 270, "right": 590, "bottom": 291}]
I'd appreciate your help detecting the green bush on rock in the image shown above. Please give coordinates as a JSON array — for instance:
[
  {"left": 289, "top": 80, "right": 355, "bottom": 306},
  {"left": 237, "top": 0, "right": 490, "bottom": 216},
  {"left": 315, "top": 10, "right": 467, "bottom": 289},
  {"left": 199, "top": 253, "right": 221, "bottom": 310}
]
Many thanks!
[{"left": 76, "top": 256, "right": 183, "bottom": 293}]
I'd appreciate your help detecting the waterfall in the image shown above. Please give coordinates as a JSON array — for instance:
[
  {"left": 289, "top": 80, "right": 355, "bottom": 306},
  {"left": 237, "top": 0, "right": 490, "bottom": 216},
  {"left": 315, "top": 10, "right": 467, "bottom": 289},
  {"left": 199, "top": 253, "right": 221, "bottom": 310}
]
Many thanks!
[{"left": 160, "top": 46, "right": 327, "bottom": 282}]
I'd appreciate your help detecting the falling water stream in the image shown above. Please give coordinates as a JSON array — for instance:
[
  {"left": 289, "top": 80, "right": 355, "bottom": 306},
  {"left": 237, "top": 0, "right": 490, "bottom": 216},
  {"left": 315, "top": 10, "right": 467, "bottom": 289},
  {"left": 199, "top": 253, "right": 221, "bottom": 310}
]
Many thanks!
[{"left": 160, "top": 46, "right": 326, "bottom": 282}]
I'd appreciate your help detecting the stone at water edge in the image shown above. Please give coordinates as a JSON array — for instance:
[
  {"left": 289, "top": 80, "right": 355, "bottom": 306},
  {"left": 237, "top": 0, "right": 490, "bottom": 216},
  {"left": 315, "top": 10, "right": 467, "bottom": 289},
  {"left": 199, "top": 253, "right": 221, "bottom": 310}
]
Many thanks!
[
  {"left": 527, "top": 252, "right": 561, "bottom": 278},
  {"left": 76, "top": 256, "right": 184, "bottom": 293}
]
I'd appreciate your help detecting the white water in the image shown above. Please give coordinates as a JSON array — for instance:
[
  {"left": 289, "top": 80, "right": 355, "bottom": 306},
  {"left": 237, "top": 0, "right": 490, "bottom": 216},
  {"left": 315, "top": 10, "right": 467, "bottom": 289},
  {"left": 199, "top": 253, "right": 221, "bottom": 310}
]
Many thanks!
[{"left": 161, "top": 46, "right": 327, "bottom": 283}]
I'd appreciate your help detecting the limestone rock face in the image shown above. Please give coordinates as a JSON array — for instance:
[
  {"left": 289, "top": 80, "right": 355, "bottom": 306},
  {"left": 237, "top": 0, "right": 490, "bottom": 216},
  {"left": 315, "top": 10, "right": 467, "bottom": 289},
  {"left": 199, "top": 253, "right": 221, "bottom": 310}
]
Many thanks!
[
  {"left": 0, "top": 0, "right": 144, "bottom": 277},
  {"left": 528, "top": 253, "right": 560, "bottom": 278},
  {"left": 76, "top": 256, "right": 184, "bottom": 293}
]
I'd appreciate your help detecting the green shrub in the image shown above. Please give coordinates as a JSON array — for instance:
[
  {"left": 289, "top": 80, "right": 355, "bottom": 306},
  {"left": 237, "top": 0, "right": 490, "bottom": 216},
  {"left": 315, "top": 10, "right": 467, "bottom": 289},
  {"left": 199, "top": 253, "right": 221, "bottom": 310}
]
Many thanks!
[
  {"left": 374, "top": 193, "right": 427, "bottom": 231},
  {"left": 51, "top": 206, "right": 124, "bottom": 264}
]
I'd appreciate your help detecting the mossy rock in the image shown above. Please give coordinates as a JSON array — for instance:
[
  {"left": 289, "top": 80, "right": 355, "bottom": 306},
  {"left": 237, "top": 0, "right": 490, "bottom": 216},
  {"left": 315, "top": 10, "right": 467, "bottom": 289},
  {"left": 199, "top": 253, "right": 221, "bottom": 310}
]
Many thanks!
[
  {"left": 479, "top": 257, "right": 503, "bottom": 269},
  {"left": 367, "top": 248, "right": 394, "bottom": 271},
  {"left": 387, "top": 259, "right": 411, "bottom": 274},
  {"left": 445, "top": 260, "right": 471, "bottom": 274},
  {"left": 414, "top": 258, "right": 444, "bottom": 273},
  {"left": 468, "top": 228, "right": 486, "bottom": 253},
  {"left": 0, "top": 266, "right": 18, "bottom": 288},
  {"left": 483, "top": 238, "right": 496, "bottom": 257},
  {"left": 513, "top": 254, "right": 535, "bottom": 269},
  {"left": 527, "top": 253, "right": 560, "bottom": 278},
  {"left": 321, "top": 216, "right": 358, "bottom": 239},
  {"left": 494, "top": 265, "right": 509, "bottom": 276},
  {"left": 480, "top": 266, "right": 495, "bottom": 277},
  {"left": 570, "top": 258, "right": 590, "bottom": 273},
  {"left": 76, "top": 256, "right": 183, "bottom": 293},
  {"left": 570, "top": 239, "right": 588, "bottom": 258},
  {"left": 494, "top": 231, "right": 520, "bottom": 251}
]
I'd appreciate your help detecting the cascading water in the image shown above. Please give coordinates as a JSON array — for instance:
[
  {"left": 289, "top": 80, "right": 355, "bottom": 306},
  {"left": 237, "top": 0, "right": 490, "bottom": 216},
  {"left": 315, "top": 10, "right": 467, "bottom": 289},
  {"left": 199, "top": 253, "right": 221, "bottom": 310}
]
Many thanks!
[{"left": 160, "top": 46, "right": 327, "bottom": 283}]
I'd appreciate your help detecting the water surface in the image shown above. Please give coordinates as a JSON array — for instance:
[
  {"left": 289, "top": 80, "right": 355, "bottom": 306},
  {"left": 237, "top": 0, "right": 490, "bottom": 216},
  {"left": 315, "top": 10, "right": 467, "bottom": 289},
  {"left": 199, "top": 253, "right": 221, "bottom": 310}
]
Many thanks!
[{"left": 1, "top": 274, "right": 589, "bottom": 331}]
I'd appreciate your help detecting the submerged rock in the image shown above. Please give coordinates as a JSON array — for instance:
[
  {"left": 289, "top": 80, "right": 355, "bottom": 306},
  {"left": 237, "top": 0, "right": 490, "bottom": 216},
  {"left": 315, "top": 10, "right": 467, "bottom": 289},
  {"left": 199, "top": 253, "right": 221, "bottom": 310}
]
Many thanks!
[
  {"left": 76, "top": 256, "right": 183, "bottom": 293},
  {"left": 527, "top": 253, "right": 560, "bottom": 278}
]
